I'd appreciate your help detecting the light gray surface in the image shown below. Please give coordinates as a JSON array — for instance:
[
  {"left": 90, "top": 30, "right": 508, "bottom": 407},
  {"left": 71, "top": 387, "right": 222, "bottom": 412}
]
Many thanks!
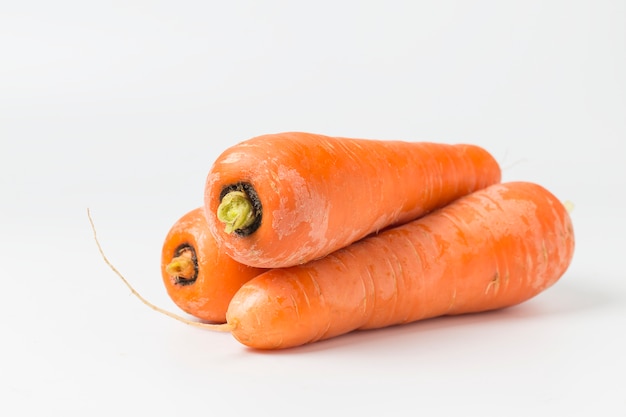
[{"left": 1, "top": 1, "right": 625, "bottom": 415}]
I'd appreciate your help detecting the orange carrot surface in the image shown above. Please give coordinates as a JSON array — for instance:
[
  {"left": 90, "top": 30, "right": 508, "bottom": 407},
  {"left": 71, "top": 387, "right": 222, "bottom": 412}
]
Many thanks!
[
  {"left": 161, "top": 207, "right": 266, "bottom": 323},
  {"left": 222, "top": 181, "right": 575, "bottom": 349},
  {"left": 204, "top": 132, "right": 501, "bottom": 268}
]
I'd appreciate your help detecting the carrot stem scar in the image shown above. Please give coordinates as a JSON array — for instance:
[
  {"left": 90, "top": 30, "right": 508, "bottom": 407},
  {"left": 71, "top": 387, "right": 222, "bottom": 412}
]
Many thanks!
[
  {"left": 217, "top": 191, "right": 255, "bottom": 234},
  {"left": 166, "top": 245, "right": 197, "bottom": 285},
  {"left": 166, "top": 255, "right": 195, "bottom": 279}
]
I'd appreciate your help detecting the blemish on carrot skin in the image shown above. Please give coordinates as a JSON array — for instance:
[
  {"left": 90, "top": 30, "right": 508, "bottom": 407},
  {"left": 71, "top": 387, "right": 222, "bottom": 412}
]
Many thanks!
[
  {"left": 541, "top": 240, "right": 549, "bottom": 263},
  {"left": 290, "top": 294, "right": 301, "bottom": 320},
  {"left": 485, "top": 272, "right": 501, "bottom": 295},
  {"left": 221, "top": 151, "right": 246, "bottom": 165},
  {"left": 448, "top": 288, "right": 457, "bottom": 311}
]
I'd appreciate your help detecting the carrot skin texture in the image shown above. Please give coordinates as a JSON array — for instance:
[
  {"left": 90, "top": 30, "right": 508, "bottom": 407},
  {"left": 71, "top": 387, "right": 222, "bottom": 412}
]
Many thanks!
[
  {"left": 161, "top": 208, "right": 266, "bottom": 323},
  {"left": 225, "top": 181, "right": 575, "bottom": 349},
  {"left": 204, "top": 132, "right": 502, "bottom": 268}
]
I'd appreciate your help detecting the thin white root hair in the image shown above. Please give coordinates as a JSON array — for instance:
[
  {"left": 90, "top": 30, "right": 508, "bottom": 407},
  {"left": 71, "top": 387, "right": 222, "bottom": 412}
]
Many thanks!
[{"left": 87, "top": 208, "right": 233, "bottom": 333}]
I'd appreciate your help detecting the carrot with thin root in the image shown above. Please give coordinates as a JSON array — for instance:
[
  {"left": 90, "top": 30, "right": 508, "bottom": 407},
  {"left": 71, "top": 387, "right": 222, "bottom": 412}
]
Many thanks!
[
  {"left": 90, "top": 182, "right": 574, "bottom": 350},
  {"left": 222, "top": 181, "right": 575, "bottom": 349},
  {"left": 161, "top": 207, "right": 267, "bottom": 323},
  {"left": 204, "top": 132, "right": 501, "bottom": 268},
  {"left": 88, "top": 208, "right": 238, "bottom": 332}
]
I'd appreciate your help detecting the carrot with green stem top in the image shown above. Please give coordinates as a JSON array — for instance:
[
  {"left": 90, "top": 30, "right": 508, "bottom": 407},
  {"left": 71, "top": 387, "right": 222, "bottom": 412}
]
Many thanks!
[
  {"left": 217, "top": 181, "right": 575, "bottom": 349},
  {"left": 161, "top": 207, "right": 267, "bottom": 323},
  {"left": 204, "top": 131, "right": 502, "bottom": 268}
]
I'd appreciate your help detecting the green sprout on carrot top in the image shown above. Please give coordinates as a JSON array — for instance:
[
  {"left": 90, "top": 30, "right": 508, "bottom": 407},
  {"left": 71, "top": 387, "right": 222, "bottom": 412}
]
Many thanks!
[{"left": 217, "top": 191, "right": 255, "bottom": 234}]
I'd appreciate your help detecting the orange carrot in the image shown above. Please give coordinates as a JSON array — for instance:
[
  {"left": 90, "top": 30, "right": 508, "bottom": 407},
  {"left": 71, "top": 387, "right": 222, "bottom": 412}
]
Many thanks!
[
  {"left": 161, "top": 207, "right": 266, "bottom": 323},
  {"left": 221, "top": 181, "right": 575, "bottom": 349},
  {"left": 204, "top": 131, "right": 502, "bottom": 268}
]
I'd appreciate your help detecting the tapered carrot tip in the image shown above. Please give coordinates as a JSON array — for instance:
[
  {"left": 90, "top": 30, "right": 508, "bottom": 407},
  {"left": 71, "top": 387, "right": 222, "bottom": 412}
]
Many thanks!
[
  {"left": 166, "top": 254, "right": 195, "bottom": 281},
  {"left": 217, "top": 191, "right": 256, "bottom": 234}
]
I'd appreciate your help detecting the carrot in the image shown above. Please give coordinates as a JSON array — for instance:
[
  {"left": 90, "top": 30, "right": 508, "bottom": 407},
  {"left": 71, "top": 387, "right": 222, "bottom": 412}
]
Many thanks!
[
  {"left": 161, "top": 207, "right": 266, "bottom": 323},
  {"left": 221, "top": 181, "right": 575, "bottom": 349},
  {"left": 204, "top": 131, "right": 502, "bottom": 268}
]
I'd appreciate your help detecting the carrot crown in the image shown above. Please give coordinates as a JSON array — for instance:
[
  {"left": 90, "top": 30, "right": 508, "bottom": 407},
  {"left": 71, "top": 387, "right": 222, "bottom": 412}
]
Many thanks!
[
  {"left": 166, "top": 245, "right": 198, "bottom": 285},
  {"left": 217, "top": 190, "right": 256, "bottom": 234}
]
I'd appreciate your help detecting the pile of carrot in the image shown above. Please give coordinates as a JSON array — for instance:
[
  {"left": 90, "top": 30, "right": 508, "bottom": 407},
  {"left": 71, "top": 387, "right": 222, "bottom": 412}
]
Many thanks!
[{"left": 155, "top": 131, "right": 574, "bottom": 350}]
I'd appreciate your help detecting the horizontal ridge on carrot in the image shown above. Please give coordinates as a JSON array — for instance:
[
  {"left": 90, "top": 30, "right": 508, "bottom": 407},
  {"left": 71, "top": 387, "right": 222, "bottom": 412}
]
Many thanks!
[
  {"left": 204, "top": 131, "right": 502, "bottom": 268},
  {"left": 222, "top": 181, "right": 575, "bottom": 349},
  {"left": 161, "top": 207, "right": 267, "bottom": 323}
]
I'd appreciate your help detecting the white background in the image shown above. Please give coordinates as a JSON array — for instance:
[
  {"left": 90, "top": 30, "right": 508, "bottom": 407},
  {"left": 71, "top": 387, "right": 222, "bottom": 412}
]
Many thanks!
[{"left": 1, "top": 1, "right": 625, "bottom": 416}]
